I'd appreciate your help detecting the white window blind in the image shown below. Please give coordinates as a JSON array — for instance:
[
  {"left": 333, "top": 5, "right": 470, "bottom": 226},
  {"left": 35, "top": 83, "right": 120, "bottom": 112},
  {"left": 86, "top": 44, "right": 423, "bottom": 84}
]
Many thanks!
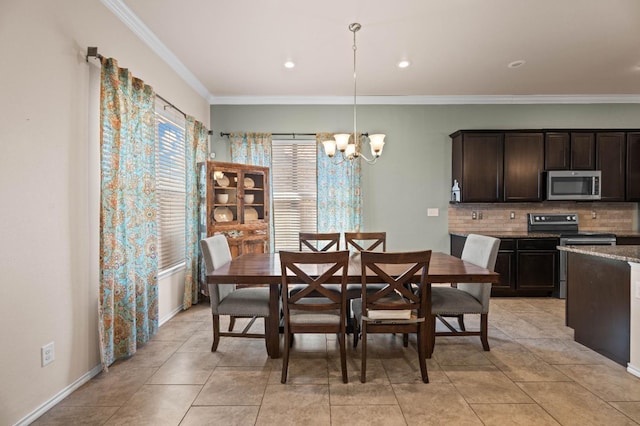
[
  {"left": 272, "top": 139, "right": 317, "bottom": 252},
  {"left": 155, "top": 101, "right": 186, "bottom": 271}
]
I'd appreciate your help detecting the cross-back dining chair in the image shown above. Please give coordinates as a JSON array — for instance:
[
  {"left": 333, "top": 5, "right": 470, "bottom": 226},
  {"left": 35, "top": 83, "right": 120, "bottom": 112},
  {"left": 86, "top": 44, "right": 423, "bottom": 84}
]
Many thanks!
[
  {"left": 279, "top": 250, "right": 350, "bottom": 383},
  {"left": 352, "top": 250, "right": 432, "bottom": 383},
  {"left": 344, "top": 232, "right": 386, "bottom": 252},
  {"left": 200, "top": 234, "right": 271, "bottom": 352},
  {"left": 299, "top": 232, "right": 341, "bottom": 252},
  {"left": 430, "top": 234, "right": 500, "bottom": 357}
]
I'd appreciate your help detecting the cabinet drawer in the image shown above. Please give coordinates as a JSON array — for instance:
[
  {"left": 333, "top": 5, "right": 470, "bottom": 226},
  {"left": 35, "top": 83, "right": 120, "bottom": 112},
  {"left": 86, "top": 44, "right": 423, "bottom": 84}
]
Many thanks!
[
  {"left": 517, "top": 238, "right": 558, "bottom": 250},
  {"left": 499, "top": 239, "right": 516, "bottom": 251}
]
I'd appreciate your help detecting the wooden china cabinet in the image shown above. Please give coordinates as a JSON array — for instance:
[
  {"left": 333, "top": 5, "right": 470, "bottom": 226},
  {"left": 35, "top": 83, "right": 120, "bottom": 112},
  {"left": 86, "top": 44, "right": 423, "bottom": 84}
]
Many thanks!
[{"left": 198, "top": 161, "right": 270, "bottom": 294}]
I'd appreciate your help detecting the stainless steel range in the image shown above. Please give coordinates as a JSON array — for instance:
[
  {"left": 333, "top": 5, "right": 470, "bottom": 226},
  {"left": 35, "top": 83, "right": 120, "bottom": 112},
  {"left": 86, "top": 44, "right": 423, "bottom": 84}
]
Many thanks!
[{"left": 527, "top": 213, "right": 616, "bottom": 299}]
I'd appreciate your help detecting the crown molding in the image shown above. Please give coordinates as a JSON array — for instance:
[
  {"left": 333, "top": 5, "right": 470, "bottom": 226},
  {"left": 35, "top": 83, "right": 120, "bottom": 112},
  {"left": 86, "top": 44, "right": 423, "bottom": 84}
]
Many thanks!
[
  {"left": 98, "top": 0, "right": 640, "bottom": 108},
  {"left": 210, "top": 94, "right": 640, "bottom": 105},
  {"left": 100, "top": 0, "right": 212, "bottom": 101}
]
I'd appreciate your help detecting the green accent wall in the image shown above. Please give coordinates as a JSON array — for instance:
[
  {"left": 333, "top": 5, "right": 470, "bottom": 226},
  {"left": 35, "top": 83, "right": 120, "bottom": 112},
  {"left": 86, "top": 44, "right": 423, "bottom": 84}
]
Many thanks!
[{"left": 210, "top": 104, "right": 640, "bottom": 252}]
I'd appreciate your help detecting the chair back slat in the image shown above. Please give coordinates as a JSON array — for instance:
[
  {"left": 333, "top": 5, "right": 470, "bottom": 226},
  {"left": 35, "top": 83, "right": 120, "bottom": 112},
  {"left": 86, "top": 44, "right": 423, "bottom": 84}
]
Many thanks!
[
  {"left": 280, "top": 250, "right": 349, "bottom": 311},
  {"left": 345, "top": 232, "right": 387, "bottom": 252},
  {"left": 299, "top": 232, "right": 341, "bottom": 252},
  {"left": 360, "top": 250, "right": 431, "bottom": 315}
]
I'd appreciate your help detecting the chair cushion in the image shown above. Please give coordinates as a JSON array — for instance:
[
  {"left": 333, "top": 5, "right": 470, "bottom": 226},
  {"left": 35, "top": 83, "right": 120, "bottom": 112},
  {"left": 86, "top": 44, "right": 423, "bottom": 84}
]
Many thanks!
[
  {"left": 289, "top": 297, "right": 341, "bottom": 325},
  {"left": 352, "top": 292, "right": 411, "bottom": 322},
  {"left": 217, "top": 287, "right": 270, "bottom": 317},
  {"left": 346, "top": 283, "right": 388, "bottom": 300},
  {"left": 431, "top": 286, "right": 483, "bottom": 315}
]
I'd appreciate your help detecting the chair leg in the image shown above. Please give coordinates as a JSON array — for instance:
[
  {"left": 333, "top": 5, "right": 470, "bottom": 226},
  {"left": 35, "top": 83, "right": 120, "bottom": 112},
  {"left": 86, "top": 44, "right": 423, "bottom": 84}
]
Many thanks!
[
  {"left": 403, "top": 333, "right": 409, "bottom": 347},
  {"left": 456, "top": 314, "right": 466, "bottom": 331},
  {"left": 480, "top": 313, "right": 490, "bottom": 351},
  {"left": 352, "top": 318, "right": 359, "bottom": 348},
  {"left": 338, "top": 331, "right": 348, "bottom": 383},
  {"left": 228, "top": 315, "right": 236, "bottom": 332},
  {"left": 417, "top": 324, "right": 429, "bottom": 383},
  {"left": 281, "top": 326, "right": 291, "bottom": 384},
  {"left": 360, "top": 323, "right": 367, "bottom": 383},
  {"left": 428, "top": 314, "right": 436, "bottom": 358},
  {"left": 211, "top": 314, "right": 221, "bottom": 352}
]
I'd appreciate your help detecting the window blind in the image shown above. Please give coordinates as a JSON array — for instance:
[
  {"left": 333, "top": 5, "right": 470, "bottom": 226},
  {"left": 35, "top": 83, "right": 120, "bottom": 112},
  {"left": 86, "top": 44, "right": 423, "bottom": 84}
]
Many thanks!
[
  {"left": 272, "top": 140, "right": 317, "bottom": 252},
  {"left": 155, "top": 103, "right": 186, "bottom": 271}
]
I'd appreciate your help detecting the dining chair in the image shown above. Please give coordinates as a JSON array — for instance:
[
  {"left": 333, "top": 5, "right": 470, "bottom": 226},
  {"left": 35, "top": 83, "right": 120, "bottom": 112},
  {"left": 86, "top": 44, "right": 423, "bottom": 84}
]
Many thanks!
[
  {"left": 344, "top": 231, "right": 386, "bottom": 252},
  {"left": 299, "top": 232, "right": 341, "bottom": 252},
  {"left": 352, "top": 250, "right": 432, "bottom": 383},
  {"left": 200, "top": 234, "right": 271, "bottom": 352},
  {"left": 430, "top": 234, "right": 500, "bottom": 356},
  {"left": 279, "top": 250, "right": 350, "bottom": 383}
]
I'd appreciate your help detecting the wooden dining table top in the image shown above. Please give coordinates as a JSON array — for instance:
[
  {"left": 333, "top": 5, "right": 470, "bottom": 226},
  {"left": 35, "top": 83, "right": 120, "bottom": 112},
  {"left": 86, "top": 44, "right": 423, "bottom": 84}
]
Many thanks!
[{"left": 206, "top": 251, "right": 499, "bottom": 284}]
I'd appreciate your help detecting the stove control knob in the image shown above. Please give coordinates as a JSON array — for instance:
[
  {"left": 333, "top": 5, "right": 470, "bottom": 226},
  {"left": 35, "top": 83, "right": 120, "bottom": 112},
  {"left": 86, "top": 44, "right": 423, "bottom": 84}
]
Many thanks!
[
  {"left": 567, "top": 215, "right": 571, "bottom": 220},
  {"left": 541, "top": 217, "right": 546, "bottom": 221}
]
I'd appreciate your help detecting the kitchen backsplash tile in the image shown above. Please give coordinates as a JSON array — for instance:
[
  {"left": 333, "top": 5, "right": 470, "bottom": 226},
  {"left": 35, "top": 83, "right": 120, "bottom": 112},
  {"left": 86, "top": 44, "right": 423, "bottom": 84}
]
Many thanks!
[{"left": 448, "top": 202, "right": 638, "bottom": 233}]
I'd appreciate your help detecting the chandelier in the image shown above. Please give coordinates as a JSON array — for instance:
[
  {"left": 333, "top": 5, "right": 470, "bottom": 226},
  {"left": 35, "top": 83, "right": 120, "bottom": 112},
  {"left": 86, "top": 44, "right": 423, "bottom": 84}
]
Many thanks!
[{"left": 322, "top": 23, "right": 386, "bottom": 164}]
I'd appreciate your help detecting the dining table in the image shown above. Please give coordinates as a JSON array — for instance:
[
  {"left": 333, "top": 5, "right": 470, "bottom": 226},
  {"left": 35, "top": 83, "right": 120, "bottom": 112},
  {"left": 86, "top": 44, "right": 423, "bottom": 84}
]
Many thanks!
[{"left": 206, "top": 251, "right": 500, "bottom": 358}]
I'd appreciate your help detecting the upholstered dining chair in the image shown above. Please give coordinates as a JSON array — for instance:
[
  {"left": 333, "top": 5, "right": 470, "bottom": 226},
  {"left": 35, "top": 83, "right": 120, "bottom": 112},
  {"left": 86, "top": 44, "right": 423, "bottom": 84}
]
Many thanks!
[
  {"left": 430, "top": 234, "right": 500, "bottom": 356},
  {"left": 352, "top": 250, "right": 432, "bottom": 383},
  {"left": 299, "top": 232, "right": 341, "bottom": 252},
  {"left": 344, "top": 232, "right": 386, "bottom": 252},
  {"left": 200, "top": 234, "right": 271, "bottom": 352},
  {"left": 279, "top": 250, "right": 350, "bottom": 384}
]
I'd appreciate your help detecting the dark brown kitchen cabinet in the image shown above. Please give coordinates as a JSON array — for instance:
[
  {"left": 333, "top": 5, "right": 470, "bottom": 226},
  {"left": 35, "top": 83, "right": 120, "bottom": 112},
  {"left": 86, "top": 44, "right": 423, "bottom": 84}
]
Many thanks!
[
  {"left": 451, "top": 132, "right": 503, "bottom": 202},
  {"left": 493, "top": 239, "right": 516, "bottom": 294},
  {"left": 545, "top": 132, "right": 595, "bottom": 171},
  {"left": 504, "top": 132, "right": 544, "bottom": 201},
  {"left": 450, "top": 235, "right": 554, "bottom": 297},
  {"left": 617, "top": 236, "right": 640, "bottom": 245},
  {"left": 627, "top": 132, "right": 640, "bottom": 201},
  {"left": 596, "top": 132, "right": 626, "bottom": 201},
  {"left": 516, "top": 239, "right": 558, "bottom": 294},
  {"left": 570, "top": 132, "right": 596, "bottom": 170},
  {"left": 545, "top": 132, "right": 570, "bottom": 170}
]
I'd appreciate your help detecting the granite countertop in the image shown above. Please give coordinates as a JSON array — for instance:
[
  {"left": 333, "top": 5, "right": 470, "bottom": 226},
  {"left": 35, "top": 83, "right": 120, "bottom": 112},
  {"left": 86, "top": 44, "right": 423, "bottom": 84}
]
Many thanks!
[
  {"left": 449, "top": 231, "right": 561, "bottom": 239},
  {"left": 557, "top": 245, "right": 640, "bottom": 263},
  {"left": 450, "top": 231, "right": 640, "bottom": 239}
]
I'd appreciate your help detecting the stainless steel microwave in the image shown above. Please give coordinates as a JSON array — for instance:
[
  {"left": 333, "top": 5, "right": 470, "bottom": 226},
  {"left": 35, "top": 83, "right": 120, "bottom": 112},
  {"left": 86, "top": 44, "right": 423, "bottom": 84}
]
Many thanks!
[{"left": 547, "top": 170, "right": 601, "bottom": 201}]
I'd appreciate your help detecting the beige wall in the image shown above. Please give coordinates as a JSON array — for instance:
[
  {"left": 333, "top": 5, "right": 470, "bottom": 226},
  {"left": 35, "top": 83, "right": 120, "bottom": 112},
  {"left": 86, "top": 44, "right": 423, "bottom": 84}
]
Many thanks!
[{"left": 0, "top": 1, "right": 209, "bottom": 424}]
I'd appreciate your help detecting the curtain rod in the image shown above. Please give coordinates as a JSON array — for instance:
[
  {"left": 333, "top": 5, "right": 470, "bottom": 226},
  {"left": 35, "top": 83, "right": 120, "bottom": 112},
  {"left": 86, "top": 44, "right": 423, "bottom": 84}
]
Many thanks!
[
  {"left": 86, "top": 46, "right": 213, "bottom": 134},
  {"left": 219, "top": 132, "right": 369, "bottom": 138}
]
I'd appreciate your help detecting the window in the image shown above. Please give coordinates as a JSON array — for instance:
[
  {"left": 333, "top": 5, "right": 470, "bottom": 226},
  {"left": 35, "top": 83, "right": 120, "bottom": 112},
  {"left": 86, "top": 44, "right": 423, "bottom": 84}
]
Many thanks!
[
  {"left": 271, "top": 139, "right": 317, "bottom": 251},
  {"left": 155, "top": 100, "right": 186, "bottom": 271}
]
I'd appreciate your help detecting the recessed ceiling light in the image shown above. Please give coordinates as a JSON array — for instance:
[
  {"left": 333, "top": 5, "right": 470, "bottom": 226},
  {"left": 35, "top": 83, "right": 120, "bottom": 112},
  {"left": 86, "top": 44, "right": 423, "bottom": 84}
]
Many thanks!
[
  {"left": 397, "top": 60, "right": 411, "bottom": 69},
  {"left": 508, "top": 60, "right": 526, "bottom": 69},
  {"left": 284, "top": 61, "right": 295, "bottom": 69}
]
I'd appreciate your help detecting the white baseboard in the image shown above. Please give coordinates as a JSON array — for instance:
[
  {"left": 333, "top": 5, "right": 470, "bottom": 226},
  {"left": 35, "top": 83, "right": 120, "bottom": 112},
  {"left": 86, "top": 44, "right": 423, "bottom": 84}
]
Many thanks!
[
  {"left": 15, "top": 364, "right": 103, "bottom": 426},
  {"left": 159, "top": 305, "right": 183, "bottom": 326},
  {"left": 627, "top": 363, "right": 640, "bottom": 378}
]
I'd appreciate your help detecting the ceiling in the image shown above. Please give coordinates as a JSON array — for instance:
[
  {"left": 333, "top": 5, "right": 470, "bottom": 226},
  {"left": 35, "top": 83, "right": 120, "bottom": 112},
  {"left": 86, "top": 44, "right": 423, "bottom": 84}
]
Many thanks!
[{"left": 116, "top": 0, "right": 640, "bottom": 103}]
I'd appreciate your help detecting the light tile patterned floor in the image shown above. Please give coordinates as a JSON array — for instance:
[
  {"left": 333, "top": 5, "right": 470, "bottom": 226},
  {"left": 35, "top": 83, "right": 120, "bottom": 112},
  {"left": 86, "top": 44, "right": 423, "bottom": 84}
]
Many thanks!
[{"left": 34, "top": 298, "right": 640, "bottom": 425}]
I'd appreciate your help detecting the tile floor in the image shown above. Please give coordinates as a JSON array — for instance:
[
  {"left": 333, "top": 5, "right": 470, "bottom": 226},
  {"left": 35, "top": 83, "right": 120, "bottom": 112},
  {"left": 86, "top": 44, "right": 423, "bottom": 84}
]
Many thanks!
[{"left": 34, "top": 298, "right": 640, "bottom": 425}]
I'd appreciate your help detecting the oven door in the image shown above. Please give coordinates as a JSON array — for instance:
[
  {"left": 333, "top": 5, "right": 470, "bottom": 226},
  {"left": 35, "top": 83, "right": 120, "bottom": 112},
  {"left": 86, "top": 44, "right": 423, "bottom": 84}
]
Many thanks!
[{"left": 558, "top": 237, "right": 616, "bottom": 299}]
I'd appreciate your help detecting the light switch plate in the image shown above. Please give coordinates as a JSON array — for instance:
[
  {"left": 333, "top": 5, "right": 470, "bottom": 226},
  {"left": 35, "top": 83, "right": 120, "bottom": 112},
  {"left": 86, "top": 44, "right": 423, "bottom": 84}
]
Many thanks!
[{"left": 427, "top": 208, "right": 439, "bottom": 217}]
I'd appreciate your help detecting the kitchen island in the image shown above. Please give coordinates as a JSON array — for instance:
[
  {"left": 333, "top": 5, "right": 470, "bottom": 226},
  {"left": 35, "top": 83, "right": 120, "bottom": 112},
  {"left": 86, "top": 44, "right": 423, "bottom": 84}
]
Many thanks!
[{"left": 558, "top": 245, "right": 640, "bottom": 376}]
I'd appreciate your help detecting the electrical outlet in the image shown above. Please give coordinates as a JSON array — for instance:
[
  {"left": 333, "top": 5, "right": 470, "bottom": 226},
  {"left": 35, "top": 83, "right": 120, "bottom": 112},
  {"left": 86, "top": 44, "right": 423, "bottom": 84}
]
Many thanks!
[
  {"left": 592, "top": 211, "right": 597, "bottom": 219},
  {"left": 42, "top": 342, "right": 55, "bottom": 367},
  {"left": 510, "top": 211, "right": 516, "bottom": 220},
  {"left": 471, "top": 211, "right": 477, "bottom": 220}
]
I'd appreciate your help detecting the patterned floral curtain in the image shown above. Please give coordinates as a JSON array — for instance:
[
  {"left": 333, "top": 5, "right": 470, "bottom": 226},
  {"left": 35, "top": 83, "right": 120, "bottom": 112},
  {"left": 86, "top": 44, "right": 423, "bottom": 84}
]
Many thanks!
[
  {"left": 316, "top": 133, "right": 362, "bottom": 235},
  {"left": 99, "top": 58, "right": 158, "bottom": 370},
  {"left": 230, "top": 132, "right": 274, "bottom": 251},
  {"left": 183, "top": 117, "right": 208, "bottom": 309}
]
